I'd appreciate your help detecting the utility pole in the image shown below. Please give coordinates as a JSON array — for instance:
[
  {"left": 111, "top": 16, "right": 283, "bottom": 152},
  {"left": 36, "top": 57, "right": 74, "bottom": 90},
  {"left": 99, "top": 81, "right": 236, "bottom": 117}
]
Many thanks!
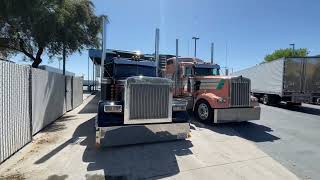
[
  {"left": 62, "top": 43, "right": 66, "bottom": 75},
  {"left": 225, "top": 41, "right": 229, "bottom": 75},
  {"left": 155, "top": 28, "right": 160, "bottom": 77},
  {"left": 192, "top": 37, "right": 200, "bottom": 58},
  {"left": 101, "top": 16, "right": 107, "bottom": 82},
  {"left": 100, "top": 15, "right": 108, "bottom": 99},
  {"left": 87, "top": 56, "right": 90, "bottom": 92},
  {"left": 175, "top": 39, "right": 179, "bottom": 95},
  {"left": 290, "top": 43, "right": 295, "bottom": 56},
  {"left": 93, "top": 59, "right": 95, "bottom": 91},
  {"left": 211, "top": 42, "right": 214, "bottom": 64}
]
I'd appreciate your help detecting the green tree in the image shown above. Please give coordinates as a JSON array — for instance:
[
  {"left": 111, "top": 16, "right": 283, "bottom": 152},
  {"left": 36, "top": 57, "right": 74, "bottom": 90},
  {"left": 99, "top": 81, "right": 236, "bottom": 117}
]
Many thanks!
[
  {"left": 0, "top": 0, "right": 102, "bottom": 68},
  {"left": 264, "top": 48, "right": 309, "bottom": 62}
]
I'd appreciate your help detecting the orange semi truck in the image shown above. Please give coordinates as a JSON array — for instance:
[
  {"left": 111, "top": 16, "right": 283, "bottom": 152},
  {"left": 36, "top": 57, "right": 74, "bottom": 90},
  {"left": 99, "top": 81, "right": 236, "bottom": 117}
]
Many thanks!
[{"left": 164, "top": 57, "right": 261, "bottom": 123}]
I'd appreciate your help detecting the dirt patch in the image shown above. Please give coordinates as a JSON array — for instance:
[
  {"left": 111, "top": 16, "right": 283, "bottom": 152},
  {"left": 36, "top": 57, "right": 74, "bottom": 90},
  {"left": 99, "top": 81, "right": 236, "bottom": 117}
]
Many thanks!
[
  {"left": 42, "top": 123, "right": 67, "bottom": 133},
  {"left": 0, "top": 173, "right": 25, "bottom": 180},
  {"left": 37, "top": 138, "right": 52, "bottom": 145},
  {"left": 35, "top": 134, "right": 58, "bottom": 145},
  {"left": 47, "top": 175, "right": 68, "bottom": 180}
]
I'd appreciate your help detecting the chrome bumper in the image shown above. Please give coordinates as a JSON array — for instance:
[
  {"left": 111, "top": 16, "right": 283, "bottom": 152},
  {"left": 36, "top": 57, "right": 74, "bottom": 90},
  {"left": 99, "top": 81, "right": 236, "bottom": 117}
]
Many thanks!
[
  {"left": 96, "top": 122, "right": 190, "bottom": 147},
  {"left": 291, "top": 95, "right": 311, "bottom": 103},
  {"left": 213, "top": 106, "right": 261, "bottom": 123}
]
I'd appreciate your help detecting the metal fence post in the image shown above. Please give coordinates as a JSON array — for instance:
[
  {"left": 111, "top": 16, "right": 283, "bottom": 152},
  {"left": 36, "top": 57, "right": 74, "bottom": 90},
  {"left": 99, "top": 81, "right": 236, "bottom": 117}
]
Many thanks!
[{"left": 29, "top": 67, "right": 33, "bottom": 141}]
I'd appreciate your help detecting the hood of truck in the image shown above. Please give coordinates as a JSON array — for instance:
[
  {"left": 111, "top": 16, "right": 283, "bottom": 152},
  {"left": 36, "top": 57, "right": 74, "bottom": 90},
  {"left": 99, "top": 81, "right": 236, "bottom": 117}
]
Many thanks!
[
  {"left": 191, "top": 76, "right": 230, "bottom": 92},
  {"left": 190, "top": 75, "right": 252, "bottom": 109}
]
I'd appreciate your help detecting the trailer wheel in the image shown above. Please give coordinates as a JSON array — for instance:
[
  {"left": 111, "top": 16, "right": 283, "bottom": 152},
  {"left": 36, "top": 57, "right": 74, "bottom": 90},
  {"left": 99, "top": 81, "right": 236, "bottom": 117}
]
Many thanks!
[
  {"left": 195, "top": 100, "right": 213, "bottom": 122},
  {"left": 262, "top": 94, "right": 270, "bottom": 105}
]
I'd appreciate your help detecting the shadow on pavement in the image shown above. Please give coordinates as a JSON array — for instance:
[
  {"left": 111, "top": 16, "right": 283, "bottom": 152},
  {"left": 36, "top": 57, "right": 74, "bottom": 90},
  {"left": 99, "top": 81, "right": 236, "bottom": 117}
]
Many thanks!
[
  {"left": 35, "top": 118, "right": 193, "bottom": 179},
  {"left": 227, "top": 121, "right": 280, "bottom": 142},
  {"left": 81, "top": 118, "right": 193, "bottom": 179},
  {"left": 278, "top": 104, "right": 320, "bottom": 116},
  {"left": 78, "top": 94, "right": 100, "bottom": 114},
  {"left": 192, "top": 120, "right": 280, "bottom": 143},
  {"left": 262, "top": 103, "right": 320, "bottom": 116}
]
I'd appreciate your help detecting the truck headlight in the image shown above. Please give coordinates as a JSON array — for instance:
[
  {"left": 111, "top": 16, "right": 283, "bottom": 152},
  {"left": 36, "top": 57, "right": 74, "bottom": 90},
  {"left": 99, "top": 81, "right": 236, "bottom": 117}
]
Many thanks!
[
  {"left": 250, "top": 96, "right": 259, "bottom": 106},
  {"left": 251, "top": 96, "right": 258, "bottom": 102},
  {"left": 217, "top": 97, "right": 226, "bottom": 103},
  {"left": 104, "top": 105, "right": 122, "bottom": 113}
]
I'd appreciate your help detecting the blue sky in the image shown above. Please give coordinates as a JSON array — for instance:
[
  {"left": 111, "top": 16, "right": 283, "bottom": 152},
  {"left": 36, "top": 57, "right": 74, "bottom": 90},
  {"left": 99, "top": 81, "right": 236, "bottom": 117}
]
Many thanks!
[{"left": 15, "top": 0, "right": 320, "bottom": 79}]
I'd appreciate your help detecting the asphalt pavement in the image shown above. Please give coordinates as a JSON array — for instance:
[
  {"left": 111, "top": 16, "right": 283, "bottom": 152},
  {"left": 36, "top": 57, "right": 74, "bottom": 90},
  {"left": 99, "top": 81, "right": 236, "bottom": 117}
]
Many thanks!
[
  {"left": 0, "top": 95, "right": 299, "bottom": 180},
  {"left": 225, "top": 103, "right": 320, "bottom": 180}
]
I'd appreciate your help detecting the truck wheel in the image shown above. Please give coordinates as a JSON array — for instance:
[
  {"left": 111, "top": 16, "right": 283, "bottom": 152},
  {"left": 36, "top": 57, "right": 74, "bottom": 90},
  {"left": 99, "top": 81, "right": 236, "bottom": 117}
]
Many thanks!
[
  {"left": 195, "top": 100, "right": 213, "bottom": 122},
  {"left": 262, "top": 95, "right": 270, "bottom": 105}
]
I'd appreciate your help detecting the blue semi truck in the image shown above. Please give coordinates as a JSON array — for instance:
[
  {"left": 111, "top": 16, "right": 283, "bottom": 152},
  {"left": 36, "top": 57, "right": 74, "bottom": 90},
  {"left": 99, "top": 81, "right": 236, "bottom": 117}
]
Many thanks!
[{"left": 89, "top": 49, "right": 190, "bottom": 147}]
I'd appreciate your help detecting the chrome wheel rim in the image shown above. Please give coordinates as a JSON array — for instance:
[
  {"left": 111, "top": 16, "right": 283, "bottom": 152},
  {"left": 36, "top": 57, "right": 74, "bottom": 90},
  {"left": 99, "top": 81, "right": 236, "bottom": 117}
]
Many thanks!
[
  {"left": 198, "top": 103, "right": 209, "bottom": 120},
  {"left": 263, "top": 96, "right": 268, "bottom": 104}
]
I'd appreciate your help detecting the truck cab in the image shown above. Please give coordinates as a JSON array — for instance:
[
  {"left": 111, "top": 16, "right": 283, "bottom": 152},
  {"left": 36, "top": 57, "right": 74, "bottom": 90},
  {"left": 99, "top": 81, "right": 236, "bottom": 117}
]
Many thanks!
[
  {"left": 165, "top": 57, "right": 261, "bottom": 123},
  {"left": 90, "top": 50, "right": 190, "bottom": 147}
]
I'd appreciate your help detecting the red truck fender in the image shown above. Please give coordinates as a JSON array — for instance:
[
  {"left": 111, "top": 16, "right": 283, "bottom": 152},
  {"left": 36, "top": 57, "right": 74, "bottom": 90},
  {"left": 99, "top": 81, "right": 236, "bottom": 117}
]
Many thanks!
[{"left": 193, "top": 93, "right": 222, "bottom": 111}]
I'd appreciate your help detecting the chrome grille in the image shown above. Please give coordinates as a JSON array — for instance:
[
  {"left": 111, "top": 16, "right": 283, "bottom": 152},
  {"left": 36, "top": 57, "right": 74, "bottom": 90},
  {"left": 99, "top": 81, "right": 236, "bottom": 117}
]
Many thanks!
[
  {"left": 230, "top": 77, "right": 250, "bottom": 107},
  {"left": 129, "top": 84, "right": 169, "bottom": 119},
  {"left": 124, "top": 76, "right": 173, "bottom": 124}
]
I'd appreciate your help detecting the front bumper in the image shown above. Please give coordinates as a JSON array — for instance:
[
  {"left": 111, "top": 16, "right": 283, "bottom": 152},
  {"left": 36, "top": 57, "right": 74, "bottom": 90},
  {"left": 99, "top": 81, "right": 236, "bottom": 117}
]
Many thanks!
[
  {"left": 213, "top": 106, "right": 261, "bottom": 123},
  {"left": 96, "top": 122, "right": 190, "bottom": 147},
  {"left": 291, "top": 95, "right": 311, "bottom": 103}
]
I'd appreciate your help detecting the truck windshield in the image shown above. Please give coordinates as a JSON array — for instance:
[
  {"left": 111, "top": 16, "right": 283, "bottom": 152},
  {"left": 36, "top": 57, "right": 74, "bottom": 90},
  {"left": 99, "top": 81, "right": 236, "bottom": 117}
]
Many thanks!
[
  {"left": 114, "top": 64, "right": 156, "bottom": 79},
  {"left": 194, "top": 68, "right": 220, "bottom": 76}
]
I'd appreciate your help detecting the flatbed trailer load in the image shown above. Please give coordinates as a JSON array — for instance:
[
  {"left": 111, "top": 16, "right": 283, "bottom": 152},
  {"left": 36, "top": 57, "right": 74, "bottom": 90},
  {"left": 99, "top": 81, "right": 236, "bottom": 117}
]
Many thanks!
[{"left": 233, "top": 57, "right": 320, "bottom": 105}]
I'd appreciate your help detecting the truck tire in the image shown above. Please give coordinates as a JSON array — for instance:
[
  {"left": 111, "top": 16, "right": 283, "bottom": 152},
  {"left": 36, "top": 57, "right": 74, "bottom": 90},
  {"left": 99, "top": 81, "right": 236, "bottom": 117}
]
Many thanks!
[
  {"left": 262, "top": 94, "right": 270, "bottom": 105},
  {"left": 194, "top": 100, "right": 213, "bottom": 122}
]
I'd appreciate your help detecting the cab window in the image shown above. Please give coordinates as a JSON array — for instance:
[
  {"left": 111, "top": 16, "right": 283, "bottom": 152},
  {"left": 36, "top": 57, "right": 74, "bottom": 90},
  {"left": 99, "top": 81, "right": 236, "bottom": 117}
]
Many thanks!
[
  {"left": 184, "top": 67, "right": 192, "bottom": 76},
  {"left": 194, "top": 68, "right": 220, "bottom": 76}
]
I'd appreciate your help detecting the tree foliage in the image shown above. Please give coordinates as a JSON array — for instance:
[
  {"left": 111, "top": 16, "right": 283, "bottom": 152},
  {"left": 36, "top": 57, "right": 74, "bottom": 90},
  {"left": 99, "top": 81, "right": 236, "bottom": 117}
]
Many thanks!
[
  {"left": 264, "top": 48, "right": 309, "bottom": 62},
  {"left": 0, "top": 0, "right": 102, "bottom": 67}
]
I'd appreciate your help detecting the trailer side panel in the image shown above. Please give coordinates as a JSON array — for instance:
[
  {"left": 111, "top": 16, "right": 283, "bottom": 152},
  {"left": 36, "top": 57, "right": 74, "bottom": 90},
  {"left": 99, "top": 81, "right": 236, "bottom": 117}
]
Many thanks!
[
  {"left": 283, "top": 58, "right": 304, "bottom": 93},
  {"left": 305, "top": 57, "right": 320, "bottom": 94},
  {"left": 233, "top": 59, "right": 284, "bottom": 95}
]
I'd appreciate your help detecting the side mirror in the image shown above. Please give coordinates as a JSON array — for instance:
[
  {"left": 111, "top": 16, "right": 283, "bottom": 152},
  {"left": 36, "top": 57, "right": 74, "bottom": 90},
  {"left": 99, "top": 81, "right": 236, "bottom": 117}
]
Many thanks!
[{"left": 194, "top": 81, "right": 201, "bottom": 91}]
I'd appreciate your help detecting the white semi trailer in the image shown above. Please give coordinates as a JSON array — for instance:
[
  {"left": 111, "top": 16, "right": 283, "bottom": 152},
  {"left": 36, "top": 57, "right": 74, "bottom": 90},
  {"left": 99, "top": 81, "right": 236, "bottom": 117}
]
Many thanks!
[{"left": 233, "top": 57, "right": 320, "bottom": 105}]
